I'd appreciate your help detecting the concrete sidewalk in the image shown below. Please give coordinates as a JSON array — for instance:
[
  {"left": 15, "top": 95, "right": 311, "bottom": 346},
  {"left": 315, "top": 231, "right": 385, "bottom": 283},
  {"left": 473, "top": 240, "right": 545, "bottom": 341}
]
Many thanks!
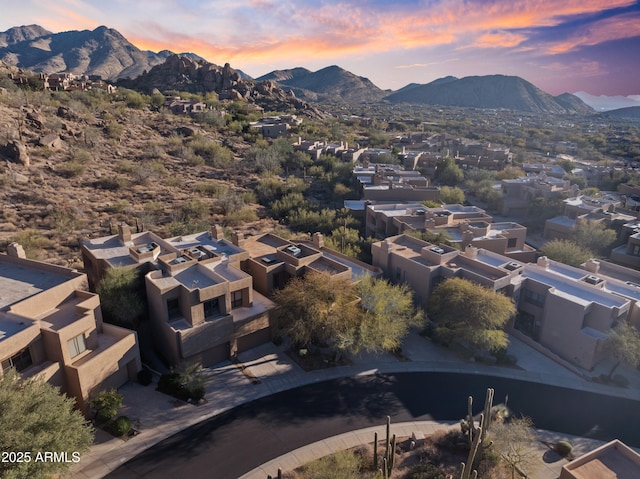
[{"left": 68, "top": 331, "right": 640, "bottom": 478}]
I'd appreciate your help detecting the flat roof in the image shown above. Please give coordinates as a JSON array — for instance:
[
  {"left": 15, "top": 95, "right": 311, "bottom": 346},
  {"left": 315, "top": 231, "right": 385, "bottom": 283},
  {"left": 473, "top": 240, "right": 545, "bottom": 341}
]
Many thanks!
[
  {"left": 523, "top": 266, "right": 628, "bottom": 309},
  {"left": 0, "top": 262, "right": 71, "bottom": 311}
]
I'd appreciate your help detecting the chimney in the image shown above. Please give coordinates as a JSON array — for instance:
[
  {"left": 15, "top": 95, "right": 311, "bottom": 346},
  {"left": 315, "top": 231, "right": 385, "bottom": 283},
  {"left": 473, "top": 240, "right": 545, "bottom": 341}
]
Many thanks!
[
  {"left": 464, "top": 244, "right": 478, "bottom": 259},
  {"left": 231, "top": 231, "right": 245, "bottom": 247},
  {"left": 7, "top": 242, "right": 26, "bottom": 259},
  {"left": 537, "top": 256, "right": 550, "bottom": 269},
  {"left": 312, "top": 232, "right": 324, "bottom": 249},
  {"left": 211, "top": 224, "right": 224, "bottom": 240},
  {"left": 584, "top": 259, "right": 600, "bottom": 274},
  {"left": 118, "top": 224, "right": 132, "bottom": 243}
]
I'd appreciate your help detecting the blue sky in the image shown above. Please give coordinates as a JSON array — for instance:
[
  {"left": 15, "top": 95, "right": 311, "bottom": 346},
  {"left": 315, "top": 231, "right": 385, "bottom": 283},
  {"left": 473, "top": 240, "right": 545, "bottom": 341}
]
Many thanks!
[{"left": 2, "top": 0, "right": 639, "bottom": 95}]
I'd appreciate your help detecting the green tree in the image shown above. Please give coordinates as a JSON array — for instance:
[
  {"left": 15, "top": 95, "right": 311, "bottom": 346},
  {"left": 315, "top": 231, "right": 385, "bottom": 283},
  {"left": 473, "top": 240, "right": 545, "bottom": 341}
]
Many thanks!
[
  {"left": 325, "top": 226, "right": 363, "bottom": 258},
  {"left": 541, "top": 239, "right": 593, "bottom": 267},
  {"left": 575, "top": 219, "right": 616, "bottom": 257},
  {"left": 274, "top": 272, "right": 422, "bottom": 357},
  {"left": 0, "top": 369, "right": 94, "bottom": 479},
  {"left": 89, "top": 389, "right": 123, "bottom": 422},
  {"left": 428, "top": 277, "right": 515, "bottom": 354},
  {"left": 274, "top": 272, "right": 361, "bottom": 350},
  {"left": 604, "top": 321, "right": 640, "bottom": 379},
  {"left": 435, "top": 157, "right": 464, "bottom": 186},
  {"left": 350, "top": 276, "right": 424, "bottom": 354},
  {"left": 96, "top": 267, "right": 146, "bottom": 328},
  {"left": 490, "top": 417, "right": 538, "bottom": 479},
  {"left": 439, "top": 186, "right": 465, "bottom": 205}
]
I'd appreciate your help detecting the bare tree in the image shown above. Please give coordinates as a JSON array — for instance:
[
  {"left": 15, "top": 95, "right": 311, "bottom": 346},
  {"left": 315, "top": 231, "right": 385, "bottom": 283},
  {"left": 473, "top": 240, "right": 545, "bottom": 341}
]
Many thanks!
[{"left": 489, "top": 417, "right": 538, "bottom": 479}]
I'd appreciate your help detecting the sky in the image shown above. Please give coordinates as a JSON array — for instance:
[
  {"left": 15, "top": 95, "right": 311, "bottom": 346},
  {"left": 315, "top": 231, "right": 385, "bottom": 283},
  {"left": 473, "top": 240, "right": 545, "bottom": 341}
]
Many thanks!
[{"left": 1, "top": 0, "right": 640, "bottom": 96}]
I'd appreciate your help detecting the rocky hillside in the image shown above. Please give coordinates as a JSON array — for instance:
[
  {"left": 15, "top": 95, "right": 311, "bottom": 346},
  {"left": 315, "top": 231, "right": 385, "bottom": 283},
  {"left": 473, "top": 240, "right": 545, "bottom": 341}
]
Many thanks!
[
  {"left": 257, "top": 65, "right": 387, "bottom": 103},
  {"left": 384, "top": 75, "right": 594, "bottom": 114},
  {"left": 0, "top": 25, "right": 173, "bottom": 81},
  {"left": 119, "top": 55, "right": 330, "bottom": 119},
  {"left": 0, "top": 73, "right": 284, "bottom": 267}
]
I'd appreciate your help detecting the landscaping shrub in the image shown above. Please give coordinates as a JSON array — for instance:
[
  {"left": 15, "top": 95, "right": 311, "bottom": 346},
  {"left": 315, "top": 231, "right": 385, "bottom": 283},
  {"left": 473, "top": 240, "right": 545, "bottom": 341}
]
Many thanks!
[
  {"left": 404, "top": 462, "right": 446, "bottom": 479},
  {"left": 111, "top": 416, "right": 132, "bottom": 437},
  {"left": 157, "top": 364, "right": 205, "bottom": 402},
  {"left": 555, "top": 440, "right": 573, "bottom": 457},
  {"left": 137, "top": 368, "right": 153, "bottom": 386},
  {"left": 90, "top": 389, "right": 123, "bottom": 423}
]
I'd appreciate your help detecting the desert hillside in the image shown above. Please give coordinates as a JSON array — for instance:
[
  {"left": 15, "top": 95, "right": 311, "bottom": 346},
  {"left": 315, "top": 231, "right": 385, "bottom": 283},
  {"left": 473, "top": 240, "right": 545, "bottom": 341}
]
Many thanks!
[{"left": 0, "top": 78, "right": 276, "bottom": 268}]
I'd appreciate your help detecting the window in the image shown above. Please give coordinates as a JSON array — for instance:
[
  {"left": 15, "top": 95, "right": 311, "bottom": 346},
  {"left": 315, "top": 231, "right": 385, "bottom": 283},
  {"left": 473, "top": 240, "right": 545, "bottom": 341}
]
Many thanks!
[
  {"left": 167, "top": 298, "right": 180, "bottom": 319},
  {"left": 523, "top": 289, "right": 545, "bottom": 308},
  {"left": 507, "top": 237, "right": 517, "bottom": 248},
  {"left": 204, "top": 298, "right": 220, "bottom": 318},
  {"left": 2, "top": 348, "right": 33, "bottom": 373},
  {"left": 68, "top": 334, "right": 87, "bottom": 359},
  {"left": 231, "top": 290, "right": 243, "bottom": 309},
  {"left": 632, "top": 244, "right": 640, "bottom": 257}
]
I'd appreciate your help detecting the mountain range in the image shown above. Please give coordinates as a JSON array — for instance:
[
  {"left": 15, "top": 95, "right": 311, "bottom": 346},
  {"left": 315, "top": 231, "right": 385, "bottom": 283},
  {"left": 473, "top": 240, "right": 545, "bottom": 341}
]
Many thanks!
[
  {"left": 0, "top": 24, "right": 612, "bottom": 115},
  {"left": 383, "top": 75, "right": 594, "bottom": 114},
  {"left": 256, "top": 66, "right": 388, "bottom": 103}
]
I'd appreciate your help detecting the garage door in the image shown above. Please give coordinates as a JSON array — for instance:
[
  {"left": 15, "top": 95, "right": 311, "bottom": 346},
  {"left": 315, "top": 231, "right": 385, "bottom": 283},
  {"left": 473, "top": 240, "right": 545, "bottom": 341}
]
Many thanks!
[
  {"left": 199, "top": 342, "right": 230, "bottom": 367},
  {"left": 236, "top": 328, "right": 271, "bottom": 353}
]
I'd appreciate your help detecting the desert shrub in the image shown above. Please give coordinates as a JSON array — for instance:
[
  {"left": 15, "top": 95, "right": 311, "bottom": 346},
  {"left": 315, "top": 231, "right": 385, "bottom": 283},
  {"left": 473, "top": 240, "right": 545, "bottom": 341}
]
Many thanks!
[
  {"left": 109, "top": 199, "right": 129, "bottom": 214},
  {"left": 137, "top": 369, "right": 153, "bottom": 386},
  {"left": 555, "top": 440, "right": 573, "bottom": 457},
  {"left": 71, "top": 148, "right": 93, "bottom": 164},
  {"left": 157, "top": 363, "right": 205, "bottom": 402},
  {"left": 90, "top": 389, "right": 123, "bottom": 423},
  {"left": 96, "top": 176, "right": 128, "bottom": 190},
  {"left": 12, "top": 229, "right": 53, "bottom": 259},
  {"left": 404, "top": 462, "right": 446, "bottom": 479},
  {"left": 433, "top": 429, "right": 467, "bottom": 452},
  {"left": 58, "top": 161, "right": 85, "bottom": 178},
  {"left": 194, "top": 181, "right": 227, "bottom": 197},
  {"left": 298, "top": 449, "right": 366, "bottom": 479},
  {"left": 175, "top": 198, "right": 210, "bottom": 223},
  {"left": 224, "top": 207, "right": 258, "bottom": 226},
  {"left": 104, "top": 121, "right": 124, "bottom": 140},
  {"left": 111, "top": 416, "right": 132, "bottom": 437}
]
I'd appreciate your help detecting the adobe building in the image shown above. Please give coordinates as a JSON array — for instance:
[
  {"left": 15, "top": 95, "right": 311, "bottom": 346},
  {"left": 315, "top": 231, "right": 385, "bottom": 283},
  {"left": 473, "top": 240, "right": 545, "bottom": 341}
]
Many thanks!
[
  {"left": 365, "top": 203, "right": 535, "bottom": 263},
  {"left": 560, "top": 440, "right": 640, "bottom": 479},
  {"left": 145, "top": 230, "right": 275, "bottom": 366},
  {"left": 501, "top": 174, "right": 577, "bottom": 216},
  {"left": 241, "top": 232, "right": 381, "bottom": 296},
  {"left": 80, "top": 223, "right": 171, "bottom": 290},
  {"left": 372, "top": 234, "right": 640, "bottom": 371},
  {"left": 0, "top": 244, "right": 141, "bottom": 413}
]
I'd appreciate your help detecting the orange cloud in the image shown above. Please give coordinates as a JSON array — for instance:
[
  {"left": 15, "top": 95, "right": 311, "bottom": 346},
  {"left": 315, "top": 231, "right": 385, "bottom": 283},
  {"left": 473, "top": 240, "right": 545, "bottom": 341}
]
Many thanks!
[
  {"left": 113, "top": 0, "right": 640, "bottom": 69},
  {"left": 473, "top": 31, "right": 528, "bottom": 49}
]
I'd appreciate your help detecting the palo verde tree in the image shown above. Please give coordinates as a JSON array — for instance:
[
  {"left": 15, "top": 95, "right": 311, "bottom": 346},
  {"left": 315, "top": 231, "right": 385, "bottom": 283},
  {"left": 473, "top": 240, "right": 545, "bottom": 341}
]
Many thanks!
[
  {"left": 0, "top": 369, "right": 94, "bottom": 479},
  {"left": 604, "top": 320, "right": 640, "bottom": 380},
  {"left": 541, "top": 239, "right": 593, "bottom": 267},
  {"left": 273, "top": 272, "right": 423, "bottom": 358},
  {"left": 428, "top": 277, "right": 515, "bottom": 355},
  {"left": 96, "top": 267, "right": 146, "bottom": 329},
  {"left": 574, "top": 218, "right": 617, "bottom": 257}
]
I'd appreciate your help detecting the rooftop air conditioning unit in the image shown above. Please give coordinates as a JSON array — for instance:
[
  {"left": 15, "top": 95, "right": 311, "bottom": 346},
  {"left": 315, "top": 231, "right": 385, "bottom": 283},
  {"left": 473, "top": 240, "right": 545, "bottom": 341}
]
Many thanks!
[
  {"left": 585, "top": 275, "right": 602, "bottom": 285},
  {"left": 286, "top": 246, "right": 302, "bottom": 257},
  {"left": 430, "top": 246, "right": 445, "bottom": 254}
]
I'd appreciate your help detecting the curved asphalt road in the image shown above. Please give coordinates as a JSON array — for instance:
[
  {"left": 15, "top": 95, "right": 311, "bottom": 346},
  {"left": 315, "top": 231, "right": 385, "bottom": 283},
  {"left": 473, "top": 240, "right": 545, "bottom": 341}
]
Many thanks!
[{"left": 106, "top": 372, "right": 640, "bottom": 479}]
